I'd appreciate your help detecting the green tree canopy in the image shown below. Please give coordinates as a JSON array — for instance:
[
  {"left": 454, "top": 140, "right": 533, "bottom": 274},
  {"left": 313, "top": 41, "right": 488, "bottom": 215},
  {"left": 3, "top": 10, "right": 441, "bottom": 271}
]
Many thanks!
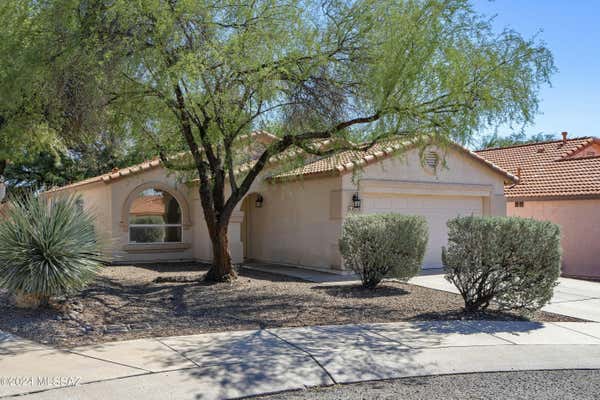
[
  {"left": 6, "top": 0, "right": 555, "bottom": 280},
  {"left": 0, "top": 1, "right": 58, "bottom": 190},
  {"left": 0, "top": 1, "right": 151, "bottom": 198},
  {"left": 478, "top": 131, "right": 557, "bottom": 150},
  {"left": 3, "top": 133, "right": 151, "bottom": 193}
]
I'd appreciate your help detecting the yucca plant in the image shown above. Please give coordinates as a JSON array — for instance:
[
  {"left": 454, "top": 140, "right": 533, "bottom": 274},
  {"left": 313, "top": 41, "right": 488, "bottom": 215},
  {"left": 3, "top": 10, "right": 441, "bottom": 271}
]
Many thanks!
[{"left": 0, "top": 194, "right": 104, "bottom": 307}]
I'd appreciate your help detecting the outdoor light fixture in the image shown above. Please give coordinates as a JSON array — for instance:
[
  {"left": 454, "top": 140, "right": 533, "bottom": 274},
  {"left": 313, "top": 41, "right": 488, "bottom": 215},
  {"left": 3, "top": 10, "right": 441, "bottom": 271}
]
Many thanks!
[
  {"left": 352, "top": 192, "right": 361, "bottom": 209},
  {"left": 255, "top": 194, "right": 264, "bottom": 208}
]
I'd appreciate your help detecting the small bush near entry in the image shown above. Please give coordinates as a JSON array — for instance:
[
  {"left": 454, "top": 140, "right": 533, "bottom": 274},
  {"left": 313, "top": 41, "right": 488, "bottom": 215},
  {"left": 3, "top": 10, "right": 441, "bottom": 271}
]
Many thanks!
[
  {"left": 0, "top": 194, "right": 104, "bottom": 308},
  {"left": 442, "top": 216, "right": 561, "bottom": 313},
  {"left": 339, "top": 213, "right": 428, "bottom": 289}
]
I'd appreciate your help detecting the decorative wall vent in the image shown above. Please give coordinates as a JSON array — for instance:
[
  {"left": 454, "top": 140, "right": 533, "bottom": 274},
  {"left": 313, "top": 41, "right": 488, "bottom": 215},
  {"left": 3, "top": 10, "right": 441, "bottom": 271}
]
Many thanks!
[{"left": 425, "top": 151, "right": 440, "bottom": 169}]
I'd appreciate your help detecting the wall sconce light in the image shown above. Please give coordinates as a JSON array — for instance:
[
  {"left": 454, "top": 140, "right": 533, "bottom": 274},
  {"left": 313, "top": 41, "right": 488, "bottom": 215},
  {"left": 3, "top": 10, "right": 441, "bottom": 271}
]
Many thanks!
[
  {"left": 352, "top": 192, "right": 361, "bottom": 209},
  {"left": 255, "top": 194, "right": 264, "bottom": 208}
]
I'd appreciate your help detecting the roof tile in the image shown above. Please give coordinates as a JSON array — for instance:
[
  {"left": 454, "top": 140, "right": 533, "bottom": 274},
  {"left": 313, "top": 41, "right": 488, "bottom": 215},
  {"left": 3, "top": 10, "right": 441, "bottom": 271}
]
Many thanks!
[
  {"left": 476, "top": 137, "right": 600, "bottom": 199},
  {"left": 270, "top": 140, "right": 517, "bottom": 183}
]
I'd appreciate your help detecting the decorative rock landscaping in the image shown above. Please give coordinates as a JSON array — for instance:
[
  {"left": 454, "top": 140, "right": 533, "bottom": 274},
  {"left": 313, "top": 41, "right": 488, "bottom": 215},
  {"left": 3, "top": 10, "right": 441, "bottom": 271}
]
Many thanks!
[{"left": 0, "top": 263, "right": 582, "bottom": 348}]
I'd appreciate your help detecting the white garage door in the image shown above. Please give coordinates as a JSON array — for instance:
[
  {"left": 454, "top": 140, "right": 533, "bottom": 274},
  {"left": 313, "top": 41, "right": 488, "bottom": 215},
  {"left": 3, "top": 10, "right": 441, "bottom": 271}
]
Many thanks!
[{"left": 363, "top": 195, "right": 482, "bottom": 269}]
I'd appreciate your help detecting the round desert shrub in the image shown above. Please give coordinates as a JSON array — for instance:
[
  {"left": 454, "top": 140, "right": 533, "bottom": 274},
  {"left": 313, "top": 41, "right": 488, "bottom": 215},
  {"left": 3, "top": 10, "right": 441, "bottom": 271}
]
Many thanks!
[
  {"left": 442, "top": 216, "right": 561, "bottom": 313},
  {"left": 339, "top": 213, "right": 428, "bottom": 289},
  {"left": 0, "top": 194, "right": 104, "bottom": 307}
]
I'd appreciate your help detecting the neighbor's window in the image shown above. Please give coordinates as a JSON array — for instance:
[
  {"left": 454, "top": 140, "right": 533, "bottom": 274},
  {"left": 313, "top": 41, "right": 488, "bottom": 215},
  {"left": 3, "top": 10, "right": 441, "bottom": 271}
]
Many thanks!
[
  {"left": 515, "top": 201, "right": 525, "bottom": 208},
  {"left": 128, "top": 188, "right": 182, "bottom": 243}
]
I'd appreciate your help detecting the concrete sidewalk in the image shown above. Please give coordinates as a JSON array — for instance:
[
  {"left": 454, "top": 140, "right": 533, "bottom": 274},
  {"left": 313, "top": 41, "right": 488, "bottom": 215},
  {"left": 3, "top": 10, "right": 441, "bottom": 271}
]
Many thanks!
[{"left": 2, "top": 320, "right": 600, "bottom": 400}]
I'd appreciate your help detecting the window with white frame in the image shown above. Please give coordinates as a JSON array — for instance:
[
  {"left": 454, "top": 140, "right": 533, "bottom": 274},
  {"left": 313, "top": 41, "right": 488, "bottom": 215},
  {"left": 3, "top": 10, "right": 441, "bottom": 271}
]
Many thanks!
[{"left": 128, "top": 188, "right": 182, "bottom": 243}]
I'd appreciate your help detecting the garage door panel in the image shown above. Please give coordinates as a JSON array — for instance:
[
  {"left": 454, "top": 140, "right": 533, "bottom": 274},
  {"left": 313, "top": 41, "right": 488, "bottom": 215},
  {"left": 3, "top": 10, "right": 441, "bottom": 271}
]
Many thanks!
[{"left": 363, "top": 195, "right": 483, "bottom": 269}]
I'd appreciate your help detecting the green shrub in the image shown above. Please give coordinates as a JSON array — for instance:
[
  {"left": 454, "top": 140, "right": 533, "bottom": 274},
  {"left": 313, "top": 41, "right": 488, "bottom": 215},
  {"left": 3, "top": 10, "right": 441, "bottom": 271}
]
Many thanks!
[
  {"left": 339, "top": 213, "right": 428, "bottom": 289},
  {"left": 442, "top": 216, "right": 561, "bottom": 313},
  {"left": 0, "top": 194, "right": 104, "bottom": 307}
]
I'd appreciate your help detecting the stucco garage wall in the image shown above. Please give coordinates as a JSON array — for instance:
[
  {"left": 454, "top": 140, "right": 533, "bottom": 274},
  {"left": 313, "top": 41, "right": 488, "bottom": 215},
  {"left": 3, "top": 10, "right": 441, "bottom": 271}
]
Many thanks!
[
  {"left": 508, "top": 199, "right": 600, "bottom": 279},
  {"left": 344, "top": 146, "right": 506, "bottom": 197},
  {"left": 240, "top": 175, "right": 344, "bottom": 269},
  {"left": 342, "top": 147, "right": 508, "bottom": 269}
]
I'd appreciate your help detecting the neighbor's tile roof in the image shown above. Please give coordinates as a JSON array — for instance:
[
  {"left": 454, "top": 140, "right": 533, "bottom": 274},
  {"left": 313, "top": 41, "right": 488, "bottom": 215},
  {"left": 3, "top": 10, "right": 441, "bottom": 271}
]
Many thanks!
[
  {"left": 476, "top": 137, "right": 600, "bottom": 199},
  {"left": 129, "top": 195, "right": 166, "bottom": 216},
  {"left": 269, "top": 140, "right": 518, "bottom": 183}
]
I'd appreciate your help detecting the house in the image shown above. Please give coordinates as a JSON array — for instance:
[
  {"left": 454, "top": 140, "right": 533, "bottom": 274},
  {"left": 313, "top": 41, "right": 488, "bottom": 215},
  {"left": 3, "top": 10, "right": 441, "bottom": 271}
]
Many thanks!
[
  {"left": 43, "top": 132, "right": 515, "bottom": 272},
  {"left": 476, "top": 132, "right": 600, "bottom": 280}
]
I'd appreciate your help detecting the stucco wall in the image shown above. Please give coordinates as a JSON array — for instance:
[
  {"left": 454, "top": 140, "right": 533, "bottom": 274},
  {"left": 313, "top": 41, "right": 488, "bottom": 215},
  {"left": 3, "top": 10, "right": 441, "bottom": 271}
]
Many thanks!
[
  {"left": 108, "top": 168, "right": 196, "bottom": 263},
  {"left": 508, "top": 199, "right": 600, "bottom": 279},
  {"left": 342, "top": 146, "right": 507, "bottom": 214},
  {"left": 343, "top": 146, "right": 506, "bottom": 192},
  {"left": 236, "top": 175, "right": 344, "bottom": 269},
  {"left": 41, "top": 144, "right": 509, "bottom": 270},
  {"left": 44, "top": 182, "right": 113, "bottom": 258},
  {"left": 340, "top": 146, "right": 508, "bottom": 269}
]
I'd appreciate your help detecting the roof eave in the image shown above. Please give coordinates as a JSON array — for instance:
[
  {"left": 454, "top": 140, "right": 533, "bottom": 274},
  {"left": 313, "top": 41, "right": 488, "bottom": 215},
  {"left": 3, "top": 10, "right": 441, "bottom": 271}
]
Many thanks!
[{"left": 506, "top": 193, "right": 600, "bottom": 201}]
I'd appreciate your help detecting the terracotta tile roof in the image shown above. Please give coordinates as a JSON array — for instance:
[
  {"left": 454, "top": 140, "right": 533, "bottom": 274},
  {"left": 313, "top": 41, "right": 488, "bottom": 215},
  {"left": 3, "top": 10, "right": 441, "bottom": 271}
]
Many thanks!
[
  {"left": 44, "top": 131, "right": 517, "bottom": 194},
  {"left": 44, "top": 158, "right": 163, "bottom": 194},
  {"left": 476, "top": 137, "right": 600, "bottom": 199},
  {"left": 129, "top": 195, "right": 166, "bottom": 216},
  {"left": 43, "top": 131, "right": 280, "bottom": 194},
  {"left": 268, "top": 140, "right": 518, "bottom": 183}
]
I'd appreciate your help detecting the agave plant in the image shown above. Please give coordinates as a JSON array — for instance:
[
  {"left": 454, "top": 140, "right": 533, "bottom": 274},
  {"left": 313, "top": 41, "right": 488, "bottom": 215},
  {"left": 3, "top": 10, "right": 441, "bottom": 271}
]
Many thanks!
[{"left": 0, "top": 194, "right": 104, "bottom": 307}]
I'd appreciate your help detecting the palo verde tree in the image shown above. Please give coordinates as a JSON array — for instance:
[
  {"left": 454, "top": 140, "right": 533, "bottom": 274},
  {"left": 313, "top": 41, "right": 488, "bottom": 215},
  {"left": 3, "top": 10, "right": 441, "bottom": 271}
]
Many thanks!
[
  {"left": 0, "top": 1, "right": 59, "bottom": 199},
  {"left": 24, "top": 0, "right": 554, "bottom": 281},
  {"left": 0, "top": 1, "right": 148, "bottom": 198}
]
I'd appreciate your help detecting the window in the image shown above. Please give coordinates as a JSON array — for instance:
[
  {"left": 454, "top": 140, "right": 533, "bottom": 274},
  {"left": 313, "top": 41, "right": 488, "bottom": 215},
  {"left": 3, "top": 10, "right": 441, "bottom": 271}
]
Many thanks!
[
  {"left": 514, "top": 201, "right": 525, "bottom": 208},
  {"left": 128, "top": 188, "right": 182, "bottom": 243}
]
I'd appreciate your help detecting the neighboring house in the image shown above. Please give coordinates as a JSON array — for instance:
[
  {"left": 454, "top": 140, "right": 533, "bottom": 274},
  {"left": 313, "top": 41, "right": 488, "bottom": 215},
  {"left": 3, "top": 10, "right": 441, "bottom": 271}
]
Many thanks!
[
  {"left": 477, "top": 132, "right": 600, "bottom": 280},
  {"left": 43, "top": 132, "right": 515, "bottom": 272}
]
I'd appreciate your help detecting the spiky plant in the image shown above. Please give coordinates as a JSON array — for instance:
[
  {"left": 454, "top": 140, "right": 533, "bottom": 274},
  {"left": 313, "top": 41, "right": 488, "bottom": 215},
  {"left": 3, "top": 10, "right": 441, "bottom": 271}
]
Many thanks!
[{"left": 0, "top": 194, "right": 104, "bottom": 306}]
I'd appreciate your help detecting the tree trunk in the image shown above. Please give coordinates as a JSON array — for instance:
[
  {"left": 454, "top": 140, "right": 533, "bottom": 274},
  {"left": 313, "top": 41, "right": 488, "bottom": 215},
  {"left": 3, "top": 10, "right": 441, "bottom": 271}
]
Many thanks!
[{"left": 205, "top": 223, "right": 238, "bottom": 282}]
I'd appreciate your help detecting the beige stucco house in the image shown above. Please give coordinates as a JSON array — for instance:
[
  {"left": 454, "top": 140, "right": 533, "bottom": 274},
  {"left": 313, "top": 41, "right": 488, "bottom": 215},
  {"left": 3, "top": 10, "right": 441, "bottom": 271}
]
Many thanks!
[
  {"left": 477, "top": 133, "right": 600, "bottom": 280},
  {"left": 43, "top": 132, "right": 515, "bottom": 273}
]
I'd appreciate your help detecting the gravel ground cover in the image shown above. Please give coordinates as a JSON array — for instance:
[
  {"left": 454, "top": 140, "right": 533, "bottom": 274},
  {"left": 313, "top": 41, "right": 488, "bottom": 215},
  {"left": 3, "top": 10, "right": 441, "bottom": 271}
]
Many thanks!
[
  {"left": 0, "top": 263, "right": 580, "bottom": 347},
  {"left": 253, "top": 370, "right": 600, "bottom": 400}
]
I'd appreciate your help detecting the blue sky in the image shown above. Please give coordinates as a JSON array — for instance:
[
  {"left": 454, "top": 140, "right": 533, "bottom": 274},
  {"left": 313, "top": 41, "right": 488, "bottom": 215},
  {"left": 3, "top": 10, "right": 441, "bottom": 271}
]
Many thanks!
[{"left": 472, "top": 0, "right": 600, "bottom": 140}]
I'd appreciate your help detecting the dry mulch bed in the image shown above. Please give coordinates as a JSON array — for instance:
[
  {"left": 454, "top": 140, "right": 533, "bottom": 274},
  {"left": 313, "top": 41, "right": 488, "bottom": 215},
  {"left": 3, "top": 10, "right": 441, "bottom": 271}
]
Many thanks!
[{"left": 0, "top": 263, "right": 580, "bottom": 348}]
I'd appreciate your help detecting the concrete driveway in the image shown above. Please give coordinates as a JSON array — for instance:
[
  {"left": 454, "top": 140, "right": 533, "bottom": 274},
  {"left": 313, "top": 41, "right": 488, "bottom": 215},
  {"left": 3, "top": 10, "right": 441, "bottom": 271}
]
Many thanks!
[{"left": 409, "top": 272, "right": 600, "bottom": 322}]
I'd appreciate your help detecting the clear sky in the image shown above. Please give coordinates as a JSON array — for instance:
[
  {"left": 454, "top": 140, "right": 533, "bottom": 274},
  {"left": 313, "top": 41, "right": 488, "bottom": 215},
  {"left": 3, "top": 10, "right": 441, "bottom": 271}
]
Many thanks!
[{"left": 472, "top": 0, "right": 600, "bottom": 140}]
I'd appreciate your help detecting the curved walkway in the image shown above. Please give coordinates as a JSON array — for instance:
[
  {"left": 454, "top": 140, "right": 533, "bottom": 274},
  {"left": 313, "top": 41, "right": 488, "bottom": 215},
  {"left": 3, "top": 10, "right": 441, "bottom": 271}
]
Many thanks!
[{"left": 2, "top": 321, "right": 600, "bottom": 399}]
